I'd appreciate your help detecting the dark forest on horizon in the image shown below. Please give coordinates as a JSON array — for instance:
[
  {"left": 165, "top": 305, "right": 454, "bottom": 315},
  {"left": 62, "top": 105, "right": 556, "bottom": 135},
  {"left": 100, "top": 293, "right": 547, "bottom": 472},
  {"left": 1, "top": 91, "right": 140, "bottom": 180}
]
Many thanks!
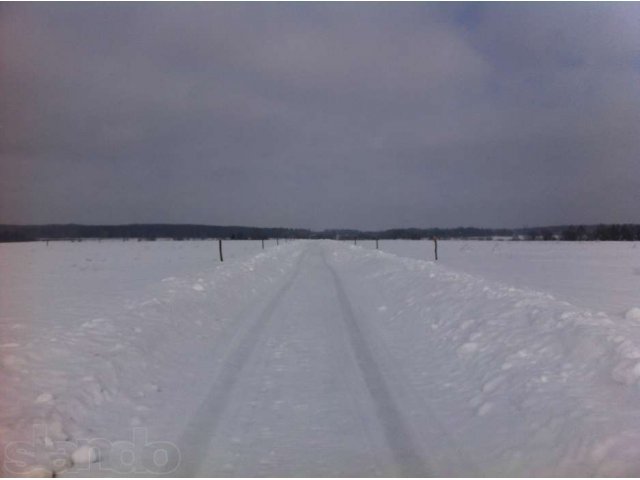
[{"left": 1, "top": 223, "right": 639, "bottom": 243}]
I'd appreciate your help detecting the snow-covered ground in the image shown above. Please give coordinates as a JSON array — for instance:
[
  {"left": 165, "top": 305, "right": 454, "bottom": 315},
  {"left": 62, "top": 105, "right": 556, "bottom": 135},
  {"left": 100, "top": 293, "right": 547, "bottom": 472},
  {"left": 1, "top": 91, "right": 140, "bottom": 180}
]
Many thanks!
[
  {"left": 374, "top": 239, "right": 640, "bottom": 319},
  {"left": 2, "top": 239, "right": 640, "bottom": 476}
]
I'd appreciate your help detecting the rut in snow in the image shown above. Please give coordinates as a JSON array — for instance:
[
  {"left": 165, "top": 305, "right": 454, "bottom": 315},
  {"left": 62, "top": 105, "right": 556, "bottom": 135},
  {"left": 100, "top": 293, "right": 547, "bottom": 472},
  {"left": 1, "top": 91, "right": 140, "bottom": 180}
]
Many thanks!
[
  {"left": 321, "top": 250, "right": 429, "bottom": 476},
  {"left": 171, "top": 245, "right": 443, "bottom": 476},
  {"left": 172, "top": 249, "right": 308, "bottom": 476}
]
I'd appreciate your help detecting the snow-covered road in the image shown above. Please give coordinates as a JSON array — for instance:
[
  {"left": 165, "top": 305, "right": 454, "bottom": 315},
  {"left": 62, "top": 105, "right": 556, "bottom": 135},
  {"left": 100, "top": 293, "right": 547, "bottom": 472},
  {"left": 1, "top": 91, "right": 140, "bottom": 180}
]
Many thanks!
[
  {"left": 4, "top": 240, "right": 640, "bottom": 476},
  {"left": 177, "top": 244, "right": 469, "bottom": 477}
]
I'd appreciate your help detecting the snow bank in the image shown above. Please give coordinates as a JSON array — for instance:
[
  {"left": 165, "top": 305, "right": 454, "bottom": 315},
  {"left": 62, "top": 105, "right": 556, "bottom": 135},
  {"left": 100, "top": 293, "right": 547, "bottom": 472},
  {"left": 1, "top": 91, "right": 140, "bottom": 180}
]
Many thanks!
[
  {"left": 327, "top": 244, "right": 640, "bottom": 476},
  {"left": 0, "top": 240, "right": 301, "bottom": 476}
]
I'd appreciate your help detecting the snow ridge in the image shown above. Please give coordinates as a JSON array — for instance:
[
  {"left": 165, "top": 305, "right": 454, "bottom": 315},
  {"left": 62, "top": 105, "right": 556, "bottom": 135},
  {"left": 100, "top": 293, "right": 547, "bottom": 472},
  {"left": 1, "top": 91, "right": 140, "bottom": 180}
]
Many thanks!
[
  {"left": 0, "top": 242, "right": 302, "bottom": 476},
  {"left": 328, "top": 244, "right": 640, "bottom": 476}
]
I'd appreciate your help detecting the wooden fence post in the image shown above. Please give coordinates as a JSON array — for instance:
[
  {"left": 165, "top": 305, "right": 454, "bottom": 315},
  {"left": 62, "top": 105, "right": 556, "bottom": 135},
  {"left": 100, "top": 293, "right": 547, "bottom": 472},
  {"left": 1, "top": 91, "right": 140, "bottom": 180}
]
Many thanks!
[
  {"left": 276, "top": 238, "right": 279, "bottom": 246},
  {"left": 432, "top": 237, "right": 438, "bottom": 261},
  {"left": 376, "top": 239, "right": 378, "bottom": 250},
  {"left": 262, "top": 239, "right": 265, "bottom": 250},
  {"left": 354, "top": 238, "right": 357, "bottom": 246},
  {"left": 219, "top": 239, "right": 223, "bottom": 262}
]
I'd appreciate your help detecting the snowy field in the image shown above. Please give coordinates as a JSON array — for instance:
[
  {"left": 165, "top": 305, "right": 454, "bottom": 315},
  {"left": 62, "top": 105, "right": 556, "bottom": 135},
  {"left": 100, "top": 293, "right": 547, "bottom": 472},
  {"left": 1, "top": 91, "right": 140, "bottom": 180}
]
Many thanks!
[
  {"left": 2, "top": 239, "right": 640, "bottom": 476},
  {"left": 373, "top": 239, "right": 640, "bottom": 319}
]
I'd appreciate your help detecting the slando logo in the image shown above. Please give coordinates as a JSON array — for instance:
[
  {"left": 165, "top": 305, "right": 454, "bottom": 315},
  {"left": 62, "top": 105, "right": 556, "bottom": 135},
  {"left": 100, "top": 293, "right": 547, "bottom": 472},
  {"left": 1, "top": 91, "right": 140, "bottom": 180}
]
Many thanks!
[{"left": 3, "top": 425, "right": 181, "bottom": 476}]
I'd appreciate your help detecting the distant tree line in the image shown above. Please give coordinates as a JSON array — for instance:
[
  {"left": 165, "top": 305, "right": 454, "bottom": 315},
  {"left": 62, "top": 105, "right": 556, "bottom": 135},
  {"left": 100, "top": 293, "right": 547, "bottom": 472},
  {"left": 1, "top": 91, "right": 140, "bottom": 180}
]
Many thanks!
[
  {"left": 0, "top": 224, "right": 312, "bottom": 243},
  {"left": 559, "top": 224, "right": 640, "bottom": 241},
  {"left": 1, "top": 223, "right": 639, "bottom": 243},
  {"left": 317, "top": 227, "right": 514, "bottom": 240}
]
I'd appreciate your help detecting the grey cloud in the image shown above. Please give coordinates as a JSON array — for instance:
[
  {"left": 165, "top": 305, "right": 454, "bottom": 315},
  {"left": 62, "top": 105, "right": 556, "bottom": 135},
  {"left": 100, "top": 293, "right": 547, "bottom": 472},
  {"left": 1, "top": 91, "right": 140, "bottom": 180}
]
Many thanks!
[{"left": 1, "top": 3, "right": 639, "bottom": 229}]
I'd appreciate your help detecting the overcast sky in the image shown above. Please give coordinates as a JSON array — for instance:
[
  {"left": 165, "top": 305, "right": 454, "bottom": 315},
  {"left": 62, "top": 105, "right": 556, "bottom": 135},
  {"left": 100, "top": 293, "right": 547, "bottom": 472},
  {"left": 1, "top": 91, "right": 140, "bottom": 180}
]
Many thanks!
[{"left": 1, "top": 3, "right": 639, "bottom": 230}]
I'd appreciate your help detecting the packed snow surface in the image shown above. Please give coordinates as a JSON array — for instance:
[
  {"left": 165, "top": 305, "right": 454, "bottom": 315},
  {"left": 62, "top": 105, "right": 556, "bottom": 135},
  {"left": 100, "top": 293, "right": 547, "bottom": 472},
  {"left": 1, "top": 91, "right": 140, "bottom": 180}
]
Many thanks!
[{"left": 2, "top": 239, "right": 640, "bottom": 476}]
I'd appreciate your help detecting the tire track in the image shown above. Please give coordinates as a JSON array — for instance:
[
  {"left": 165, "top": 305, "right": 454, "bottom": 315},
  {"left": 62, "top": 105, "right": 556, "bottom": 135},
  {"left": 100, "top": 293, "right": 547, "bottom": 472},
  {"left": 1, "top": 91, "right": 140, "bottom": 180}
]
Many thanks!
[
  {"left": 322, "top": 246, "right": 481, "bottom": 477},
  {"left": 172, "top": 249, "right": 307, "bottom": 476},
  {"left": 321, "top": 250, "right": 431, "bottom": 477}
]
